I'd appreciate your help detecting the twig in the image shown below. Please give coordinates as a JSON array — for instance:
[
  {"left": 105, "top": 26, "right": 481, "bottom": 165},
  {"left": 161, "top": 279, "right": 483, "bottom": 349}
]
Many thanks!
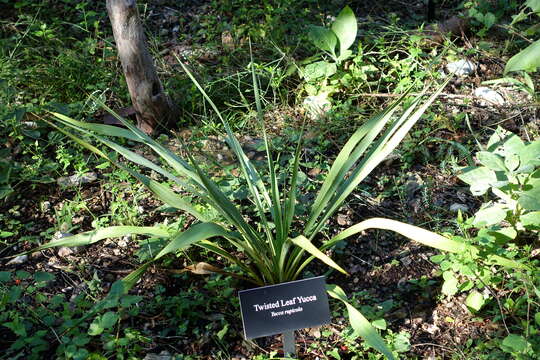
[{"left": 412, "top": 343, "right": 453, "bottom": 351}]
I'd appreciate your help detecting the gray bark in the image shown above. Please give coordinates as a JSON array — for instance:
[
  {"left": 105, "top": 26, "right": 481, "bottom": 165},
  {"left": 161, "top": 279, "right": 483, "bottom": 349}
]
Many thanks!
[{"left": 106, "top": 0, "right": 178, "bottom": 134}]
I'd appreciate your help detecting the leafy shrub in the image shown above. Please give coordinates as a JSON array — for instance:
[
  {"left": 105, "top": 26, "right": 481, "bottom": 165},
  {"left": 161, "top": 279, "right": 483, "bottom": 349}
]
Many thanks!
[{"left": 432, "top": 127, "right": 540, "bottom": 358}]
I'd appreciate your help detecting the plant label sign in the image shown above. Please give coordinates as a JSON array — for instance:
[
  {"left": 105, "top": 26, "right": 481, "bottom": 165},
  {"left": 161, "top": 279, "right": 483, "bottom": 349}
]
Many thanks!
[{"left": 238, "top": 276, "right": 331, "bottom": 339}]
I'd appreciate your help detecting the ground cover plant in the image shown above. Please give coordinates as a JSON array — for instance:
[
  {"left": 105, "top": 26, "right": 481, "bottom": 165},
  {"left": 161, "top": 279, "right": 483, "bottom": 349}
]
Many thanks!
[{"left": 1, "top": 0, "right": 539, "bottom": 359}]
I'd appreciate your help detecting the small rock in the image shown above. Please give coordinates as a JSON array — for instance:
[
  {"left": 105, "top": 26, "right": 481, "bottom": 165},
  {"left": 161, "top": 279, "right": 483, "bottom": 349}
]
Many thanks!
[
  {"left": 118, "top": 236, "right": 129, "bottom": 248},
  {"left": 400, "top": 256, "right": 412, "bottom": 266},
  {"left": 422, "top": 323, "right": 440, "bottom": 334},
  {"left": 449, "top": 203, "right": 469, "bottom": 213},
  {"left": 446, "top": 59, "right": 477, "bottom": 76},
  {"left": 303, "top": 93, "right": 331, "bottom": 120},
  {"left": 57, "top": 247, "right": 74, "bottom": 257},
  {"left": 143, "top": 351, "right": 172, "bottom": 360},
  {"left": 474, "top": 87, "right": 505, "bottom": 105},
  {"left": 41, "top": 201, "right": 51, "bottom": 213},
  {"left": 308, "top": 167, "right": 321, "bottom": 177},
  {"left": 336, "top": 213, "right": 352, "bottom": 226},
  {"left": 6, "top": 255, "right": 28, "bottom": 265},
  {"left": 404, "top": 174, "right": 424, "bottom": 200},
  {"left": 57, "top": 172, "right": 98, "bottom": 187},
  {"left": 383, "top": 152, "right": 401, "bottom": 166},
  {"left": 221, "top": 30, "right": 235, "bottom": 50},
  {"left": 53, "top": 231, "right": 73, "bottom": 241},
  {"left": 307, "top": 326, "right": 322, "bottom": 338}
]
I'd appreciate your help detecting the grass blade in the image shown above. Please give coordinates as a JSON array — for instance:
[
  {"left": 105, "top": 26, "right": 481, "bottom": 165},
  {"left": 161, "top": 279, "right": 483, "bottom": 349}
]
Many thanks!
[{"left": 290, "top": 235, "right": 348, "bottom": 277}]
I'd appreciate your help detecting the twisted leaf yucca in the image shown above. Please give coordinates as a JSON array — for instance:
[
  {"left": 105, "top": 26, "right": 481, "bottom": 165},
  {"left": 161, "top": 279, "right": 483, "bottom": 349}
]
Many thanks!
[{"left": 29, "top": 59, "right": 525, "bottom": 359}]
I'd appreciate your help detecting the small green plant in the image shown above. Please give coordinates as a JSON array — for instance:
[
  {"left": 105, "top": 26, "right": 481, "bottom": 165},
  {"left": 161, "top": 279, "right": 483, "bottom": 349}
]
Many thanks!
[
  {"left": 303, "top": 6, "right": 357, "bottom": 82},
  {"left": 431, "top": 127, "right": 540, "bottom": 358},
  {"left": 482, "top": 0, "right": 540, "bottom": 100},
  {"left": 458, "top": 126, "right": 540, "bottom": 231}
]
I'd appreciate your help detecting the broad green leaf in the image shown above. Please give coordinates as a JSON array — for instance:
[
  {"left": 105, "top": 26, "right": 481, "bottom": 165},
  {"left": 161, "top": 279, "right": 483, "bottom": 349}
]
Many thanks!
[
  {"left": 472, "top": 205, "right": 508, "bottom": 227},
  {"left": 526, "top": 0, "right": 540, "bottom": 13},
  {"left": 520, "top": 211, "right": 540, "bottom": 227},
  {"left": 337, "top": 49, "right": 353, "bottom": 63},
  {"left": 34, "top": 272, "right": 54, "bottom": 283},
  {"left": 100, "top": 311, "right": 119, "bottom": 328},
  {"left": 458, "top": 166, "right": 496, "bottom": 185},
  {"left": 372, "top": 319, "right": 387, "bottom": 330},
  {"left": 505, "top": 39, "right": 540, "bottom": 74},
  {"left": 331, "top": 6, "right": 357, "bottom": 55},
  {"left": 458, "top": 166, "right": 496, "bottom": 195},
  {"left": 465, "top": 291, "right": 485, "bottom": 312},
  {"left": 0, "top": 271, "right": 11, "bottom": 282},
  {"left": 442, "top": 271, "right": 458, "bottom": 296},
  {"left": 308, "top": 26, "right": 337, "bottom": 55},
  {"left": 518, "top": 187, "right": 540, "bottom": 210},
  {"left": 290, "top": 235, "right": 348, "bottom": 275},
  {"left": 483, "top": 12, "right": 496, "bottom": 28},
  {"left": 303, "top": 61, "right": 337, "bottom": 81},
  {"left": 489, "top": 227, "right": 517, "bottom": 242},
  {"left": 327, "top": 285, "right": 394, "bottom": 360},
  {"left": 477, "top": 151, "right": 506, "bottom": 171},
  {"left": 535, "top": 312, "right": 540, "bottom": 326},
  {"left": 504, "top": 153, "right": 520, "bottom": 171},
  {"left": 88, "top": 321, "right": 103, "bottom": 336},
  {"left": 502, "top": 334, "right": 529, "bottom": 352},
  {"left": 518, "top": 140, "right": 540, "bottom": 172}
]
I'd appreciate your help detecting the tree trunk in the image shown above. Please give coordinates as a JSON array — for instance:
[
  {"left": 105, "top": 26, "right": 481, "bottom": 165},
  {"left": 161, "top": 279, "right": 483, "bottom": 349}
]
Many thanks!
[{"left": 106, "top": 0, "right": 177, "bottom": 134}]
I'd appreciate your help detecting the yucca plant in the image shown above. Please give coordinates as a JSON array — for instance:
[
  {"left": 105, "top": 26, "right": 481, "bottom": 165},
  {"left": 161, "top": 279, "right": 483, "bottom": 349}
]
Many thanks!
[{"left": 27, "top": 59, "right": 525, "bottom": 359}]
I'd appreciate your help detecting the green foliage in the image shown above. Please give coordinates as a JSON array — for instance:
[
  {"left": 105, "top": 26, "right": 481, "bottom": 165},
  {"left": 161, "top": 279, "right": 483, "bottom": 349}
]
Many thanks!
[
  {"left": 505, "top": 1, "right": 540, "bottom": 74},
  {"left": 308, "top": 6, "right": 357, "bottom": 64},
  {"left": 458, "top": 126, "right": 540, "bottom": 228},
  {"left": 0, "top": 268, "right": 147, "bottom": 359},
  {"left": 432, "top": 127, "right": 540, "bottom": 358},
  {"left": 303, "top": 6, "right": 357, "bottom": 83}
]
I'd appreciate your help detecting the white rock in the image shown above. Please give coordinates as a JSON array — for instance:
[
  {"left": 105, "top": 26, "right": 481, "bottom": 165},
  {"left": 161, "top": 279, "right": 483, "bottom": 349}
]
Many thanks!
[
  {"left": 303, "top": 93, "right": 331, "bottom": 119},
  {"left": 7, "top": 255, "right": 28, "bottom": 265},
  {"left": 57, "top": 172, "right": 98, "bottom": 187},
  {"left": 57, "top": 247, "right": 74, "bottom": 258},
  {"left": 143, "top": 351, "right": 172, "bottom": 360},
  {"left": 446, "top": 59, "right": 477, "bottom": 76},
  {"left": 450, "top": 203, "right": 469, "bottom": 213},
  {"left": 474, "top": 87, "right": 505, "bottom": 105},
  {"left": 400, "top": 256, "right": 412, "bottom": 266}
]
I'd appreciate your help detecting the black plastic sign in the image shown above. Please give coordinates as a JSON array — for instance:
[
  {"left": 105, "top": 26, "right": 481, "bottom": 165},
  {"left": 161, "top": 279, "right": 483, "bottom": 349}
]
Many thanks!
[{"left": 238, "top": 276, "right": 331, "bottom": 339}]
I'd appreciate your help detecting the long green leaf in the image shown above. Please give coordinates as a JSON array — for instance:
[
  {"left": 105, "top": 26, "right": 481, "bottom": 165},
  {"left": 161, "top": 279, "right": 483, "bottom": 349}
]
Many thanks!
[
  {"left": 325, "top": 218, "right": 469, "bottom": 252},
  {"left": 322, "top": 218, "right": 528, "bottom": 269},
  {"left": 154, "top": 222, "right": 231, "bottom": 260},
  {"left": 331, "top": 6, "right": 357, "bottom": 55},
  {"left": 306, "top": 91, "right": 410, "bottom": 234},
  {"left": 179, "top": 57, "right": 275, "bottom": 250},
  {"left": 290, "top": 235, "right": 348, "bottom": 276},
  {"left": 310, "top": 79, "right": 451, "bottom": 237},
  {"left": 327, "top": 284, "right": 395, "bottom": 360},
  {"left": 49, "top": 113, "right": 208, "bottom": 220},
  {"left": 21, "top": 226, "right": 169, "bottom": 254}
]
